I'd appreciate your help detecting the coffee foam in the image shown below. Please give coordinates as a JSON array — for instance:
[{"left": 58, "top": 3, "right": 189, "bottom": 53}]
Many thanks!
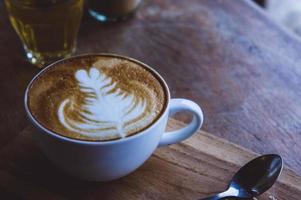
[{"left": 28, "top": 55, "right": 167, "bottom": 141}]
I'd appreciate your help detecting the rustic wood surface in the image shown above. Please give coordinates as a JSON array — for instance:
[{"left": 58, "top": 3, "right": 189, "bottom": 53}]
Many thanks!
[
  {"left": 0, "top": 118, "right": 300, "bottom": 199},
  {"left": 1, "top": 0, "right": 301, "bottom": 198}
]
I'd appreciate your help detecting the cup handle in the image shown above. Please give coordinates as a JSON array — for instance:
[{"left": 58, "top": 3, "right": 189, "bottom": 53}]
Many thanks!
[{"left": 158, "top": 98, "right": 204, "bottom": 147}]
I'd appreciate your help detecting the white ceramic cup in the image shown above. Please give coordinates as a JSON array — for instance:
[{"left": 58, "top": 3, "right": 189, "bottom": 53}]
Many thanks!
[{"left": 24, "top": 54, "right": 204, "bottom": 181}]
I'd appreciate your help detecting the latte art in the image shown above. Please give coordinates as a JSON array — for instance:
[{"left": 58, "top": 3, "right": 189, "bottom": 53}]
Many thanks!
[
  {"left": 58, "top": 67, "right": 155, "bottom": 139},
  {"left": 27, "top": 55, "right": 167, "bottom": 141}
]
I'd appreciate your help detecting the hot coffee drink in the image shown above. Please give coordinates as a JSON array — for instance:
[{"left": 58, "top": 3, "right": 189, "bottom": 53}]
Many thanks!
[{"left": 27, "top": 54, "right": 167, "bottom": 141}]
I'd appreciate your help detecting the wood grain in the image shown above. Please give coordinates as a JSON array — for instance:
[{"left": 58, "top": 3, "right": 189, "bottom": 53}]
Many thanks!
[
  {"left": 0, "top": 119, "right": 300, "bottom": 199},
  {"left": 1, "top": 0, "right": 301, "bottom": 192}
]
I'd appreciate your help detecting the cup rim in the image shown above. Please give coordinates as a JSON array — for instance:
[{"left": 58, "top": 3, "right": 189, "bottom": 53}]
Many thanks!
[{"left": 24, "top": 53, "right": 170, "bottom": 145}]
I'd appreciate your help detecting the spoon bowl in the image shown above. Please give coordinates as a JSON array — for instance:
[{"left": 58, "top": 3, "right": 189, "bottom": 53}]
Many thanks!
[
  {"left": 231, "top": 154, "right": 283, "bottom": 198},
  {"left": 200, "top": 154, "right": 283, "bottom": 200}
]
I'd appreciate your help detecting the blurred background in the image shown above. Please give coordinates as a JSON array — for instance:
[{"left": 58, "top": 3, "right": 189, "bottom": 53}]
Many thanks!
[{"left": 255, "top": 0, "right": 301, "bottom": 36}]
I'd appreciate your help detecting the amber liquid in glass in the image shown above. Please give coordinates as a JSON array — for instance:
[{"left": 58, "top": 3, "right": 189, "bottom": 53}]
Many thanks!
[{"left": 5, "top": 0, "right": 84, "bottom": 67}]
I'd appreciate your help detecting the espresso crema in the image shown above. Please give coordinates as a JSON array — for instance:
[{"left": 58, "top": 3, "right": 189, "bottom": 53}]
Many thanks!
[{"left": 27, "top": 55, "right": 167, "bottom": 141}]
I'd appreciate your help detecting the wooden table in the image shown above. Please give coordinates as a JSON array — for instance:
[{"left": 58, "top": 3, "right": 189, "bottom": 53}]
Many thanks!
[{"left": 1, "top": 0, "right": 301, "bottom": 196}]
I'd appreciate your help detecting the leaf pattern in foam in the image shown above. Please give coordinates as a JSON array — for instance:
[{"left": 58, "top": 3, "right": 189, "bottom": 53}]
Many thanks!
[{"left": 58, "top": 67, "right": 147, "bottom": 138}]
